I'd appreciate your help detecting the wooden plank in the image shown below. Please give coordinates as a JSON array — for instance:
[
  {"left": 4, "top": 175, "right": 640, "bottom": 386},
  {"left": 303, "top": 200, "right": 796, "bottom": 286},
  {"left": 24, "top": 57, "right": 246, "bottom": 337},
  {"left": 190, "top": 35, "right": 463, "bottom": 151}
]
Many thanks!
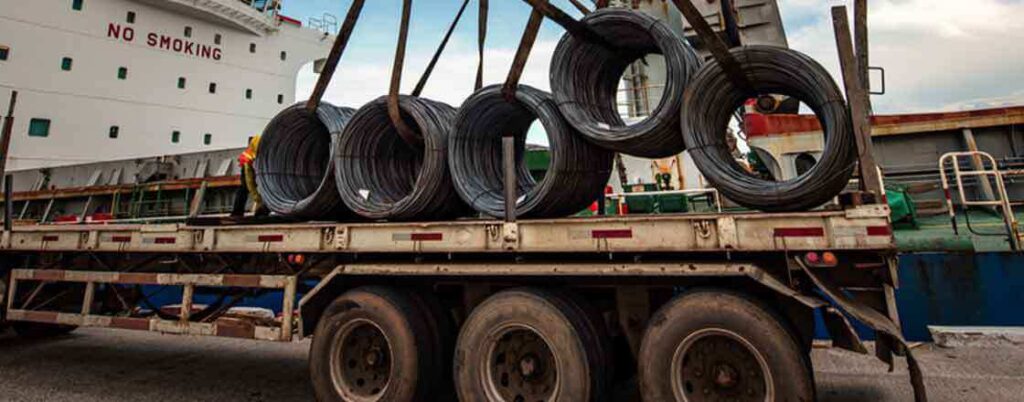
[{"left": 832, "top": 6, "right": 884, "bottom": 198}]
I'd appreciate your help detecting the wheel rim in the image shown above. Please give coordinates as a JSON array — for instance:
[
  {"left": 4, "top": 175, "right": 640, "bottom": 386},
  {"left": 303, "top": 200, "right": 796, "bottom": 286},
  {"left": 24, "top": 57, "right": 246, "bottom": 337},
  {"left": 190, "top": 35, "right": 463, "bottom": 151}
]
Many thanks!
[
  {"left": 670, "top": 328, "right": 773, "bottom": 402},
  {"left": 329, "top": 318, "right": 393, "bottom": 402},
  {"left": 483, "top": 324, "right": 561, "bottom": 402}
]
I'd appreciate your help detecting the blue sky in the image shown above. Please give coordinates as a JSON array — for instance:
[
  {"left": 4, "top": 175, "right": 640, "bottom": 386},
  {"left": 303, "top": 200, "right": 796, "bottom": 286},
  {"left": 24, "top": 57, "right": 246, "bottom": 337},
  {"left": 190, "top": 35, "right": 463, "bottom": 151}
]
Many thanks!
[
  {"left": 280, "top": 0, "right": 1024, "bottom": 117},
  {"left": 281, "top": 0, "right": 582, "bottom": 59}
]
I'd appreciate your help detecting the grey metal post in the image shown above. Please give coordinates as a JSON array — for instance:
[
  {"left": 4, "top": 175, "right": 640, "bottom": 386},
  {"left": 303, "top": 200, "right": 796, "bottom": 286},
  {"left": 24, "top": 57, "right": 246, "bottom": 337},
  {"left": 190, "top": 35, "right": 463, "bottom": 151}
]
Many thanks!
[{"left": 502, "top": 136, "right": 517, "bottom": 223}]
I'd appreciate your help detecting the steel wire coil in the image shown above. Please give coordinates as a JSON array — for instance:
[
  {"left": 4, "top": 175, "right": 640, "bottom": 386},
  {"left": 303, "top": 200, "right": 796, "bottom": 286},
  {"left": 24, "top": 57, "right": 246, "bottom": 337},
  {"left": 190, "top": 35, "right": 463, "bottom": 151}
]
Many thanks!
[
  {"left": 682, "top": 46, "right": 857, "bottom": 212},
  {"left": 334, "top": 96, "right": 470, "bottom": 221},
  {"left": 550, "top": 9, "right": 701, "bottom": 158},
  {"left": 254, "top": 102, "right": 357, "bottom": 219},
  {"left": 449, "top": 84, "right": 614, "bottom": 219}
]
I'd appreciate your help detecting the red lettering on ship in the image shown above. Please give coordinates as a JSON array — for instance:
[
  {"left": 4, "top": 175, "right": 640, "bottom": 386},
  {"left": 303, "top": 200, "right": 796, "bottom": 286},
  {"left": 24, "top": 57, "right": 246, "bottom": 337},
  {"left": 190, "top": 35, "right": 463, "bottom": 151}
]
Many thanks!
[
  {"left": 107, "top": 22, "right": 223, "bottom": 61},
  {"left": 107, "top": 23, "right": 135, "bottom": 42}
]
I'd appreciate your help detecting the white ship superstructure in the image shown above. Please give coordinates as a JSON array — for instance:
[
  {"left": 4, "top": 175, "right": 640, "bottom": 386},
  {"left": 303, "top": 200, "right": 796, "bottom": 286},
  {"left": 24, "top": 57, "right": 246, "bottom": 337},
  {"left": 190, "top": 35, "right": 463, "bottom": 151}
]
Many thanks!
[{"left": 0, "top": 0, "right": 333, "bottom": 170}]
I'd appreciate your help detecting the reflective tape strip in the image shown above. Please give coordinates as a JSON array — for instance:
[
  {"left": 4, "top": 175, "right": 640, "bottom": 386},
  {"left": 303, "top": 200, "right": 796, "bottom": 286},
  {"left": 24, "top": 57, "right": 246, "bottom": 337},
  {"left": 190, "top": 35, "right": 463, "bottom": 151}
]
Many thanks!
[
  {"left": 773, "top": 227, "right": 825, "bottom": 237},
  {"left": 592, "top": 229, "right": 633, "bottom": 239},
  {"left": 142, "top": 237, "right": 177, "bottom": 245},
  {"left": 257, "top": 234, "right": 285, "bottom": 243},
  {"left": 392, "top": 233, "right": 444, "bottom": 241},
  {"left": 866, "top": 226, "right": 892, "bottom": 236}
]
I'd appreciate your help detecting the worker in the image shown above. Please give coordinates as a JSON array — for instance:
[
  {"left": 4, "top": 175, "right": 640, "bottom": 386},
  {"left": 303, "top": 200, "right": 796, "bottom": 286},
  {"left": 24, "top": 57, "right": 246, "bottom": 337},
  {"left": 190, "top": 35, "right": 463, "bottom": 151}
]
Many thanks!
[
  {"left": 725, "top": 128, "right": 754, "bottom": 173},
  {"left": 233, "top": 136, "right": 269, "bottom": 217}
]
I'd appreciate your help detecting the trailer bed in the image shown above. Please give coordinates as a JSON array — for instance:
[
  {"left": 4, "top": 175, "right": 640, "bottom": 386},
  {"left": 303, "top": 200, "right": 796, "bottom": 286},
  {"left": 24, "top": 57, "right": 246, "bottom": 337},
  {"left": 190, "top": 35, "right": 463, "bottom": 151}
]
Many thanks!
[{"left": 0, "top": 205, "right": 893, "bottom": 255}]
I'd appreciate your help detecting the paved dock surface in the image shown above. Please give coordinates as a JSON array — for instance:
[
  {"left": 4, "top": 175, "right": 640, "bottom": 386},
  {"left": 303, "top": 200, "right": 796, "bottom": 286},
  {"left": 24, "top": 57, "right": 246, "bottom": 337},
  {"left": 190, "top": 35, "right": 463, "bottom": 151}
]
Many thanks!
[{"left": 1, "top": 328, "right": 1022, "bottom": 401}]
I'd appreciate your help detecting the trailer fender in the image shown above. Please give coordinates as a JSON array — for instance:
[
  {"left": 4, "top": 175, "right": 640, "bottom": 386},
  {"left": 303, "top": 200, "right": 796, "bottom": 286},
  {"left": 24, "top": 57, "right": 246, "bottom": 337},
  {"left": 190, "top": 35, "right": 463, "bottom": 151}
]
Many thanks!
[
  {"left": 297, "top": 267, "right": 350, "bottom": 338},
  {"left": 797, "top": 258, "right": 928, "bottom": 402}
]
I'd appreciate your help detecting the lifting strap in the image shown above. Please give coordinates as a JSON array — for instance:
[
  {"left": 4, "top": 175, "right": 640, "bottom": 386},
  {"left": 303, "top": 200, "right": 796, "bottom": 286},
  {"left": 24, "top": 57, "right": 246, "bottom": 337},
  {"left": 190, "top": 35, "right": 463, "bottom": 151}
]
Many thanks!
[
  {"left": 502, "top": 6, "right": 545, "bottom": 102},
  {"left": 412, "top": 0, "right": 472, "bottom": 97},
  {"left": 477, "top": 0, "right": 489, "bottom": 90},
  {"left": 567, "top": 0, "right": 592, "bottom": 14},
  {"left": 306, "top": 0, "right": 367, "bottom": 114},
  {"left": 388, "top": 0, "right": 422, "bottom": 147},
  {"left": 519, "top": 0, "right": 610, "bottom": 48}
]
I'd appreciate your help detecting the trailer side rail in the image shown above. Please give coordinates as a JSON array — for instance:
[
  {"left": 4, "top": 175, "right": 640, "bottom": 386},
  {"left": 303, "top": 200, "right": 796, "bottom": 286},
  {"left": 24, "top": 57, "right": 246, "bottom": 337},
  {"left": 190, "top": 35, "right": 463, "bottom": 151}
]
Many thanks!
[
  {"left": 0, "top": 205, "right": 893, "bottom": 254},
  {"left": 5, "top": 269, "right": 297, "bottom": 342}
]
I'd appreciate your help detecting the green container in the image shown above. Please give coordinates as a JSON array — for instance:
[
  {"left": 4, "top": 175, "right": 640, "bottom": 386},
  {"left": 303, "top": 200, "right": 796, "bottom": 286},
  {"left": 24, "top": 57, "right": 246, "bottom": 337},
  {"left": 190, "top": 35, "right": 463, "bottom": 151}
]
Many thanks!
[
  {"left": 625, "top": 195, "right": 657, "bottom": 214},
  {"left": 656, "top": 194, "right": 689, "bottom": 213}
]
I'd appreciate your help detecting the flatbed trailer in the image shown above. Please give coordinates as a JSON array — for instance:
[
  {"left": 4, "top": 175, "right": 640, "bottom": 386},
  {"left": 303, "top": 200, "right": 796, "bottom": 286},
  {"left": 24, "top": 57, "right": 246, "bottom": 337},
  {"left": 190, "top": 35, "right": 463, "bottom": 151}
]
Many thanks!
[{"left": 0, "top": 204, "right": 925, "bottom": 401}]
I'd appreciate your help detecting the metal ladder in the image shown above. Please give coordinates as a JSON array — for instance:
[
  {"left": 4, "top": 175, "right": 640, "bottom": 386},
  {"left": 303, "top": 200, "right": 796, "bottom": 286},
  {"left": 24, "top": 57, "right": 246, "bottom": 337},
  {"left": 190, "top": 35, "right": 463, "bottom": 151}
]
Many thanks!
[{"left": 939, "top": 151, "right": 1022, "bottom": 251}]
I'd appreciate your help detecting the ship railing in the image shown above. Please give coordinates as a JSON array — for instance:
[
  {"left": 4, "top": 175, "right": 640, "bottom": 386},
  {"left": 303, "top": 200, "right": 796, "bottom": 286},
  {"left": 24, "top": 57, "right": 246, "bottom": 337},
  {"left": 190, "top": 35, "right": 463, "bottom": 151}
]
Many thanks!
[{"left": 939, "top": 151, "right": 1022, "bottom": 251}]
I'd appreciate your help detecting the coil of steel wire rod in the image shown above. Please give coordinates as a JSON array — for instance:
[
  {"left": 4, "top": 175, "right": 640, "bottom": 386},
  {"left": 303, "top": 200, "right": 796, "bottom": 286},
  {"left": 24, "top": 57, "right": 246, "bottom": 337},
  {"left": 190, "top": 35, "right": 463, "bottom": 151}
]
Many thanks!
[
  {"left": 682, "top": 46, "right": 857, "bottom": 212},
  {"left": 254, "top": 102, "right": 357, "bottom": 219},
  {"left": 334, "top": 96, "right": 470, "bottom": 221},
  {"left": 550, "top": 8, "right": 701, "bottom": 158},
  {"left": 449, "top": 84, "right": 614, "bottom": 219}
]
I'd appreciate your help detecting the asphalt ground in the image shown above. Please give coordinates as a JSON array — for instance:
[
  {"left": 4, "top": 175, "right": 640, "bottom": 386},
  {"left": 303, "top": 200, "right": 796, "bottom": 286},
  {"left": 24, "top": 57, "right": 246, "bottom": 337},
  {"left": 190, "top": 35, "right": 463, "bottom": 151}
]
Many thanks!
[{"left": 1, "top": 328, "right": 1022, "bottom": 401}]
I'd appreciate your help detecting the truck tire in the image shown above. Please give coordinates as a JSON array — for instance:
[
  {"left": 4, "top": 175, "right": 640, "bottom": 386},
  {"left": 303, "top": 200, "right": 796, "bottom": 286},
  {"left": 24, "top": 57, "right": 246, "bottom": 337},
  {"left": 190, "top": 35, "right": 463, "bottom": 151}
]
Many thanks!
[
  {"left": 309, "top": 287, "right": 446, "bottom": 402},
  {"left": 454, "top": 288, "right": 610, "bottom": 402},
  {"left": 638, "top": 290, "right": 814, "bottom": 402}
]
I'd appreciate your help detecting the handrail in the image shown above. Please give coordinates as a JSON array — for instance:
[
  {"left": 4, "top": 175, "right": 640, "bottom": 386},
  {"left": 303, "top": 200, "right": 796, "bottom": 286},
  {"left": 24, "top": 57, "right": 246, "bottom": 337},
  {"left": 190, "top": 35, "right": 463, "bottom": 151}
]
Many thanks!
[{"left": 939, "top": 151, "right": 1021, "bottom": 251}]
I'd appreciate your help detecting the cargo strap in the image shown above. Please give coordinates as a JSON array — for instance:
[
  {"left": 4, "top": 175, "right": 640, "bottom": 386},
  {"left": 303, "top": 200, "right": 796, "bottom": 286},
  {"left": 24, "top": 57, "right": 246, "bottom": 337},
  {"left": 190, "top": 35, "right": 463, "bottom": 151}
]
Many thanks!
[
  {"left": 388, "top": 0, "right": 422, "bottom": 147},
  {"left": 568, "top": 0, "right": 592, "bottom": 14},
  {"left": 476, "top": 0, "right": 489, "bottom": 90},
  {"left": 669, "top": 0, "right": 753, "bottom": 92},
  {"left": 502, "top": 6, "right": 545, "bottom": 101},
  {"left": 412, "top": 0, "right": 473, "bottom": 97},
  {"left": 306, "top": 0, "right": 366, "bottom": 114},
  {"left": 519, "top": 0, "right": 611, "bottom": 48}
]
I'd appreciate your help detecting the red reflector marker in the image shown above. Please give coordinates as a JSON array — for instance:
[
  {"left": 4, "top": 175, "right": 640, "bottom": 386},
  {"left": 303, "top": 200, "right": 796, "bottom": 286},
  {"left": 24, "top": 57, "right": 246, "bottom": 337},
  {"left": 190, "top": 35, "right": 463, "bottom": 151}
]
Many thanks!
[
  {"left": 110, "top": 236, "right": 132, "bottom": 243},
  {"left": 774, "top": 227, "right": 825, "bottom": 238},
  {"left": 592, "top": 229, "right": 633, "bottom": 239},
  {"left": 866, "top": 226, "right": 892, "bottom": 236},
  {"left": 410, "top": 233, "right": 443, "bottom": 241},
  {"left": 257, "top": 234, "right": 285, "bottom": 243},
  {"left": 41, "top": 235, "right": 60, "bottom": 242},
  {"left": 153, "top": 237, "right": 176, "bottom": 245}
]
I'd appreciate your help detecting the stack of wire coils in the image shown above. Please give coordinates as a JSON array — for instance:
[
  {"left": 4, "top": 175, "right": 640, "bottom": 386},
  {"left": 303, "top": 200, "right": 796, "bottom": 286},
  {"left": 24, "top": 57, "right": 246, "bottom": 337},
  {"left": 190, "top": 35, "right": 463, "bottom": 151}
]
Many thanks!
[
  {"left": 253, "top": 8, "right": 858, "bottom": 221},
  {"left": 681, "top": 46, "right": 856, "bottom": 212},
  {"left": 449, "top": 85, "right": 614, "bottom": 219},
  {"left": 254, "top": 102, "right": 357, "bottom": 220},
  {"left": 550, "top": 8, "right": 702, "bottom": 159},
  {"left": 334, "top": 96, "right": 471, "bottom": 221}
]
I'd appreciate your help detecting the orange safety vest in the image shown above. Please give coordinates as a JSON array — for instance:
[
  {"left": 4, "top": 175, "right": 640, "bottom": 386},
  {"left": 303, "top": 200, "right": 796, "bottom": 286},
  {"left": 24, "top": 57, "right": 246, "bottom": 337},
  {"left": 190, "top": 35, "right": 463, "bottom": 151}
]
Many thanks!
[{"left": 239, "top": 136, "right": 261, "bottom": 166}]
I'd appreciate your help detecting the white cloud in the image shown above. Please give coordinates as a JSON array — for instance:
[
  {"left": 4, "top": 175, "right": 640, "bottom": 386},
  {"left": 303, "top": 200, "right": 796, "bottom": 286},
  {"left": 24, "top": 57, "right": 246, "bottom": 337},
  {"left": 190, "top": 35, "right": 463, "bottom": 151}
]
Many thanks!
[
  {"left": 783, "top": 0, "right": 1024, "bottom": 113},
  {"left": 300, "top": 0, "right": 1024, "bottom": 118},
  {"left": 296, "top": 40, "right": 558, "bottom": 108}
]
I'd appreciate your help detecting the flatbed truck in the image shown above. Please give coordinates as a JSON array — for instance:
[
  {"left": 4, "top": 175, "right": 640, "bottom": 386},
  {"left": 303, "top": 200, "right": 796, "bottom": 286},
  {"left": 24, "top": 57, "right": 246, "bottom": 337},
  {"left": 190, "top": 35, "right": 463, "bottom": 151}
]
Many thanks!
[{"left": 0, "top": 203, "right": 925, "bottom": 401}]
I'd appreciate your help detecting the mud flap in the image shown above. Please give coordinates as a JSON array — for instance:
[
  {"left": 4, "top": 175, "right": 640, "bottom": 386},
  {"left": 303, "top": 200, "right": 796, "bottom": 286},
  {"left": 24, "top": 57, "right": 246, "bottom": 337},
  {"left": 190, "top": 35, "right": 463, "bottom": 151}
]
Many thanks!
[{"left": 797, "top": 260, "right": 928, "bottom": 402}]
